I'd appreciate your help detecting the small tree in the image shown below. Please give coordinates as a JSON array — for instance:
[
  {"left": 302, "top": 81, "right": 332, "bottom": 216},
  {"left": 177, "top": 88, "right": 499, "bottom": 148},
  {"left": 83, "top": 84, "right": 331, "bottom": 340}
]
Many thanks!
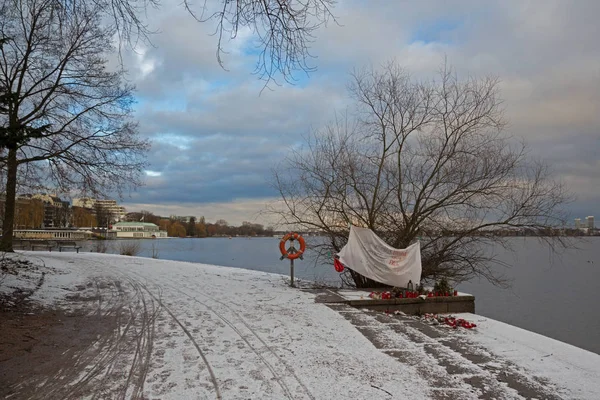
[
  {"left": 15, "top": 198, "right": 44, "bottom": 229},
  {"left": 168, "top": 221, "right": 186, "bottom": 238},
  {"left": 187, "top": 216, "right": 197, "bottom": 237},
  {"left": 273, "top": 62, "right": 569, "bottom": 288},
  {"left": 119, "top": 241, "right": 141, "bottom": 256},
  {"left": 214, "top": 219, "right": 230, "bottom": 236},
  {"left": 264, "top": 225, "right": 275, "bottom": 236},
  {"left": 72, "top": 207, "right": 96, "bottom": 228},
  {"left": 0, "top": 0, "right": 149, "bottom": 251},
  {"left": 196, "top": 216, "right": 207, "bottom": 238},
  {"left": 53, "top": 200, "right": 70, "bottom": 228},
  {"left": 158, "top": 218, "right": 170, "bottom": 233},
  {"left": 95, "top": 204, "right": 114, "bottom": 230},
  {"left": 125, "top": 210, "right": 160, "bottom": 225},
  {"left": 206, "top": 223, "right": 218, "bottom": 237}
]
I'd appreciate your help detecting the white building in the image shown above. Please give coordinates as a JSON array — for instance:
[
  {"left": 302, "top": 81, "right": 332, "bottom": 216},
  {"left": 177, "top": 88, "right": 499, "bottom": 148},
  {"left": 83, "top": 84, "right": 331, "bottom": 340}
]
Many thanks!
[
  {"left": 72, "top": 197, "right": 127, "bottom": 223},
  {"left": 14, "top": 229, "right": 91, "bottom": 240},
  {"left": 587, "top": 216, "right": 595, "bottom": 230},
  {"left": 111, "top": 222, "right": 167, "bottom": 238}
]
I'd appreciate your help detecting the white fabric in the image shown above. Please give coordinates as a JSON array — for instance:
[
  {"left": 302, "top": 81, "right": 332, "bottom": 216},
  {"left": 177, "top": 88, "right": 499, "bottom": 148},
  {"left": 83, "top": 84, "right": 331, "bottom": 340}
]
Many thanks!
[{"left": 337, "top": 226, "right": 422, "bottom": 287}]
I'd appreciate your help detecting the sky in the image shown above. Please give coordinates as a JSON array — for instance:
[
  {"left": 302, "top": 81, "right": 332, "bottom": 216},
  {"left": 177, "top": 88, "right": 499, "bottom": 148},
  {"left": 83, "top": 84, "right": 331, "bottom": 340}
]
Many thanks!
[{"left": 117, "top": 0, "right": 599, "bottom": 226}]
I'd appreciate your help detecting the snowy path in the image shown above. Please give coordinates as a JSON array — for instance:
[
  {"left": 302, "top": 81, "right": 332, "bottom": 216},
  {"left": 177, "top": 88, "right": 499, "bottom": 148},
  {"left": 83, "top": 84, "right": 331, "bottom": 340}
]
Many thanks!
[
  {"left": 4, "top": 252, "right": 600, "bottom": 399},
  {"left": 7, "top": 253, "right": 431, "bottom": 399}
]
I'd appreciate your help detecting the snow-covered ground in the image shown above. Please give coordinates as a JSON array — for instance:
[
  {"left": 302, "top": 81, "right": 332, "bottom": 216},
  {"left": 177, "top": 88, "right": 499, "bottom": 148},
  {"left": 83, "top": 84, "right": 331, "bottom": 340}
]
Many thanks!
[
  {"left": 2, "top": 252, "right": 600, "bottom": 399},
  {"left": 458, "top": 313, "right": 600, "bottom": 400}
]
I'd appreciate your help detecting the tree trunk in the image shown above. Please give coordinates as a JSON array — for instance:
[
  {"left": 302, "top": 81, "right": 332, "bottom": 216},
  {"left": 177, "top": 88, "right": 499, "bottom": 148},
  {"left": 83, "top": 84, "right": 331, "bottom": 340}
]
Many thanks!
[
  {"left": 348, "top": 269, "right": 390, "bottom": 288},
  {"left": 0, "top": 148, "right": 19, "bottom": 252}
]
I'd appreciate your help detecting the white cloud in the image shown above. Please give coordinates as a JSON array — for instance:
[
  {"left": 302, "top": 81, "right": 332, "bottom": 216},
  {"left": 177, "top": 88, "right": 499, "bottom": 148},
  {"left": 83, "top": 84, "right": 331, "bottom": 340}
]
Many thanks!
[
  {"left": 144, "top": 170, "right": 162, "bottom": 177},
  {"left": 117, "top": 0, "right": 600, "bottom": 222}
]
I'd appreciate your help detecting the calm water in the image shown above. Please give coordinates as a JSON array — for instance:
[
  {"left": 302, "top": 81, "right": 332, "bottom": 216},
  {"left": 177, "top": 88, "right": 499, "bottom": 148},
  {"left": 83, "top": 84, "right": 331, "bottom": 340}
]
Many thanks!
[{"left": 80, "top": 237, "right": 600, "bottom": 354}]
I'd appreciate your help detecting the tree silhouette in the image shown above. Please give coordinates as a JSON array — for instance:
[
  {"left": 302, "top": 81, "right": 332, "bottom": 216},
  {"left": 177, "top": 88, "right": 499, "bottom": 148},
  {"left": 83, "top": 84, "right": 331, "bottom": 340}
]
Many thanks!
[{"left": 0, "top": 0, "right": 149, "bottom": 251}]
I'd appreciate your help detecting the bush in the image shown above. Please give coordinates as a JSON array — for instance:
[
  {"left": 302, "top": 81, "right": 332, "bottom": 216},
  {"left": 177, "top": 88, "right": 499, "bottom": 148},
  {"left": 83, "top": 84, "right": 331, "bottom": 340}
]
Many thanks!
[
  {"left": 433, "top": 277, "right": 452, "bottom": 294},
  {"left": 93, "top": 240, "right": 110, "bottom": 253},
  {"left": 119, "top": 241, "right": 141, "bottom": 256}
]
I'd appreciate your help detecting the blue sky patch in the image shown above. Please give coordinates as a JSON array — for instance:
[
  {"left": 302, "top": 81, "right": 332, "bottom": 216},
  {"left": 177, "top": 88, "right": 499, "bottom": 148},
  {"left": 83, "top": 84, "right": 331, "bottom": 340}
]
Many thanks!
[{"left": 410, "top": 18, "right": 462, "bottom": 44}]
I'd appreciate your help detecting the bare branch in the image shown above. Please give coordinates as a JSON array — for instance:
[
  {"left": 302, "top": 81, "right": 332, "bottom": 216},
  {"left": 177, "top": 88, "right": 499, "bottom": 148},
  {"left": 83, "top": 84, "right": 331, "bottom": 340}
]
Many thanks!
[
  {"left": 0, "top": 0, "right": 148, "bottom": 251},
  {"left": 269, "top": 61, "right": 570, "bottom": 288}
]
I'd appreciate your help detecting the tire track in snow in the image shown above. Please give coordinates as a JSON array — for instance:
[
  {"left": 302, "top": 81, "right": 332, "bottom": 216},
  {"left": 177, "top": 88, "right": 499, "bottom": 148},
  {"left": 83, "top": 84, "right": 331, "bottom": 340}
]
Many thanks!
[
  {"left": 161, "top": 277, "right": 315, "bottom": 400},
  {"left": 116, "top": 265, "right": 296, "bottom": 399},
  {"left": 78, "top": 258, "right": 220, "bottom": 400},
  {"left": 64, "top": 262, "right": 156, "bottom": 400},
  {"left": 9, "top": 255, "right": 159, "bottom": 400},
  {"left": 161, "top": 280, "right": 295, "bottom": 399},
  {"left": 132, "top": 279, "right": 222, "bottom": 400},
  {"left": 28, "top": 275, "right": 145, "bottom": 399},
  {"left": 65, "top": 275, "right": 158, "bottom": 400},
  {"left": 119, "top": 276, "right": 158, "bottom": 400},
  {"left": 43, "top": 255, "right": 303, "bottom": 399}
]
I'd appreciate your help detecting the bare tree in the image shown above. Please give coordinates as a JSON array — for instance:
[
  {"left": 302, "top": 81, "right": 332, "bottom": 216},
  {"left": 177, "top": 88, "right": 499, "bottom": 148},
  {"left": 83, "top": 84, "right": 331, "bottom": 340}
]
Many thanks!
[
  {"left": 199, "top": 0, "right": 336, "bottom": 85},
  {"left": 0, "top": 0, "right": 149, "bottom": 251},
  {"left": 187, "top": 216, "right": 196, "bottom": 237},
  {"left": 94, "top": 204, "right": 115, "bottom": 229},
  {"left": 125, "top": 210, "right": 160, "bottom": 225},
  {"left": 272, "top": 62, "right": 570, "bottom": 288},
  {"left": 55, "top": 0, "right": 336, "bottom": 85}
]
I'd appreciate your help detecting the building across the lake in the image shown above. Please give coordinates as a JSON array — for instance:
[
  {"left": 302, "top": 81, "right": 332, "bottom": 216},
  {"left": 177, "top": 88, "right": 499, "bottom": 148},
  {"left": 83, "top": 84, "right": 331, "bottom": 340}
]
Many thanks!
[
  {"left": 14, "top": 228, "right": 92, "bottom": 240},
  {"left": 72, "top": 197, "right": 127, "bottom": 223},
  {"left": 111, "top": 222, "right": 168, "bottom": 238},
  {"left": 574, "top": 216, "right": 595, "bottom": 234}
]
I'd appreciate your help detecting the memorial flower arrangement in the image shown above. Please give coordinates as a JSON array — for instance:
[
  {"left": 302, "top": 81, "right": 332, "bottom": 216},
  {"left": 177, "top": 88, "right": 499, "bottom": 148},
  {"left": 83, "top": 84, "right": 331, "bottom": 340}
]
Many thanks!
[{"left": 368, "top": 278, "right": 458, "bottom": 299}]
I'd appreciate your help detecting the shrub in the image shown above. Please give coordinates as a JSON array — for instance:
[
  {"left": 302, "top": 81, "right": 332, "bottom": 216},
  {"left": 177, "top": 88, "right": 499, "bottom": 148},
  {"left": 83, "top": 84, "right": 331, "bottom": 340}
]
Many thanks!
[
  {"left": 433, "top": 277, "right": 452, "bottom": 294},
  {"left": 93, "top": 240, "right": 110, "bottom": 253},
  {"left": 119, "top": 241, "right": 141, "bottom": 256}
]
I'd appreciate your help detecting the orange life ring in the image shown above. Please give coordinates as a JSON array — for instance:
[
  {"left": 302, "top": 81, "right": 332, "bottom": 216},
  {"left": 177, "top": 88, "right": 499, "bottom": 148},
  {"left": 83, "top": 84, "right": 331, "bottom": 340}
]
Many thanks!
[{"left": 279, "top": 232, "right": 306, "bottom": 260}]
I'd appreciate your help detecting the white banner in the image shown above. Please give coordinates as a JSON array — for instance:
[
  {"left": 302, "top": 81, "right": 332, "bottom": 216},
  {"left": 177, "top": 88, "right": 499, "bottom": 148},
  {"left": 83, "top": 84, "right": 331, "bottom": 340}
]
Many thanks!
[{"left": 337, "top": 226, "right": 422, "bottom": 287}]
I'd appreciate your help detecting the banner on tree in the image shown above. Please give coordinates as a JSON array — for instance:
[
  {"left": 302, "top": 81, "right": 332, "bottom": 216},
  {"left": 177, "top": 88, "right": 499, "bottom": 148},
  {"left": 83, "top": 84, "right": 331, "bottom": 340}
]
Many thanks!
[{"left": 336, "top": 226, "right": 422, "bottom": 287}]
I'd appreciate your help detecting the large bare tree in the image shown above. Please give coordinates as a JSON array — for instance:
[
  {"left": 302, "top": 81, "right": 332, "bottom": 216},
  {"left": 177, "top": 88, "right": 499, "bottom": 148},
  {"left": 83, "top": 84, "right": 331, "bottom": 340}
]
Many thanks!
[
  {"left": 63, "top": 0, "right": 336, "bottom": 84},
  {"left": 0, "top": 0, "right": 149, "bottom": 251},
  {"left": 273, "top": 62, "right": 569, "bottom": 288},
  {"left": 200, "top": 0, "right": 336, "bottom": 84}
]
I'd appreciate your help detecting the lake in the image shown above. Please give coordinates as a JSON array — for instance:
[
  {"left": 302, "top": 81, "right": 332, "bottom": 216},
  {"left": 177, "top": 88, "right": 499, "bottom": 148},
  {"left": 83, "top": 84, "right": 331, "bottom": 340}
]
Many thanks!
[{"left": 80, "top": 236, "right": 600, "bottom": 355}]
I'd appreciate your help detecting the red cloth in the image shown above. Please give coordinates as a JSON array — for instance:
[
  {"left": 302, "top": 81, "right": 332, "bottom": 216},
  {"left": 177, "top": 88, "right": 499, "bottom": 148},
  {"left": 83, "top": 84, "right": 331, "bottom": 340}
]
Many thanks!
[{"left": 334, "top": 258, "right": 345, "bottom": 272}]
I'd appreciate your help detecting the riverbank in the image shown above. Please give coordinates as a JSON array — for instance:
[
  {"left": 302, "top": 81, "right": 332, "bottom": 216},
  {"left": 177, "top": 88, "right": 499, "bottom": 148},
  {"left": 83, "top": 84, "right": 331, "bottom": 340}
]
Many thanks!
[{"left": 1, "top": 252, "right": 599, "bottom": 399}]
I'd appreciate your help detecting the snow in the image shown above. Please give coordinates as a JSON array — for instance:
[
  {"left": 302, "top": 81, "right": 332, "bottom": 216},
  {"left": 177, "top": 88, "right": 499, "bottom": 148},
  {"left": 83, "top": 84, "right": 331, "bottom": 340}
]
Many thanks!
[
  {"left": 4, "top": 251, "right": 600, "bottom": 399},
  {"left": 335, "top": 289, "right": 372, "bottom": 300},
  {"left": 455, "top": 313, "right": 600, "bottom": 400},
  {"left": 8, "top": 252, "right": 433, "bottom": 399}
]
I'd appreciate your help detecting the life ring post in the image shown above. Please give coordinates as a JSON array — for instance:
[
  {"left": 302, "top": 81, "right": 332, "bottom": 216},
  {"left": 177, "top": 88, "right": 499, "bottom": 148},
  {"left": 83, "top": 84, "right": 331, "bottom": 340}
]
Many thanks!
[{"left": 279, "top": 232, "right": 306, "bottom": 287}]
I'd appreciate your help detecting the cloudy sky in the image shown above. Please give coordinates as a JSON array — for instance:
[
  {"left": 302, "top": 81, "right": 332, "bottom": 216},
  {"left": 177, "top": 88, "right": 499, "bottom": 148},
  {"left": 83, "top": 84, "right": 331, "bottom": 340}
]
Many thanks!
[{"left": 118, "top": 0, "right": 599, "bottom": 226}]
